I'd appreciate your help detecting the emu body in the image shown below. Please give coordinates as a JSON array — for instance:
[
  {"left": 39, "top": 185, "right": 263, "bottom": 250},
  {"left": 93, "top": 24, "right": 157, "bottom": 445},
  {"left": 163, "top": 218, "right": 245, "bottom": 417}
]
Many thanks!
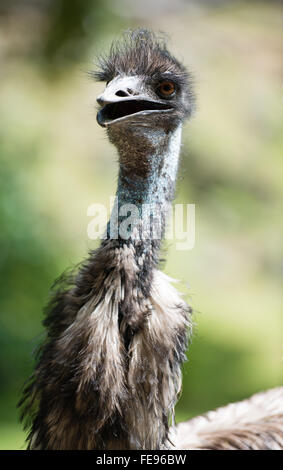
[
  {"left": 19, "top": 29, "right": 283, "bottom": 450},
  {"left": 20, "top": 30, "right": 192, "bottom": 450},
  {"left": 172, "top": 387, "right": 283, "bottom": 450}
]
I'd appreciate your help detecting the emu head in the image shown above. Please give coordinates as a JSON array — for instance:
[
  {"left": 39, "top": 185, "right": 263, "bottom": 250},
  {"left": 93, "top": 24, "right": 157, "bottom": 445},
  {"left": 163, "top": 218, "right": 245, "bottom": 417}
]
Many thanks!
[{"left": 93, "top": 29, "right": 195, "bottom": 139}]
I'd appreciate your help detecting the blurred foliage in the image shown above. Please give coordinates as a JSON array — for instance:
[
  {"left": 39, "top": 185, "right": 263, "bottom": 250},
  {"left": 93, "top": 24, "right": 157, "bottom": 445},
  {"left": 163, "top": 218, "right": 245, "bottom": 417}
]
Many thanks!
[
  {"left": 0, "top": 118, "right": 62, "bottom": 422},
  {"left": 0, "top": 0, "right": 121, "bottom": 75},
  {"left": 0, "top": 0, "right": 282, "bottom": 449}
]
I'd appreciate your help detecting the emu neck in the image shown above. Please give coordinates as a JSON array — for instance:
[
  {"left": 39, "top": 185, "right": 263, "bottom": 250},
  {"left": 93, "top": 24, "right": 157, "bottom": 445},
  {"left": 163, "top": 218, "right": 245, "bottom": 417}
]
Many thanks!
[
  {"left": 108, "top": 124, "right": 182, "bottom": 246},
  {"left": 117, "top": 124, "right": 182, "bottom": 207},
  {"left": 21, "top": 122, "right": 190, "bottom": 451}
]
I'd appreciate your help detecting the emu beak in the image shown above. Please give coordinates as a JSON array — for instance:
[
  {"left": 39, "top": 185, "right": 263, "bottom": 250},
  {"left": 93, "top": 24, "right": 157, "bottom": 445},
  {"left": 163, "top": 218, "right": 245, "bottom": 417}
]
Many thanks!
[{"left": 96, "top": 76, "right": 173, "bottom": 127}]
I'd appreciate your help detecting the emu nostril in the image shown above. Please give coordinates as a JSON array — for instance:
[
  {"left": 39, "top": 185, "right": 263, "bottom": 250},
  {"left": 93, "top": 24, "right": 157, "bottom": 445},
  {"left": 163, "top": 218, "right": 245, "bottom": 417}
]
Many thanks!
[
  {"left": 97, "top": 97, "right": 104, "bottom": 106},
  {"left": 116, "top": 90, "right": 129, "bottom": 97}
]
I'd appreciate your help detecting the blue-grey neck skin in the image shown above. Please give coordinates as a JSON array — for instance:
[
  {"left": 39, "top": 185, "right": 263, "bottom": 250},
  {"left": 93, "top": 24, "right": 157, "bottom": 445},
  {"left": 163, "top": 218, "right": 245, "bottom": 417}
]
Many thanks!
[{"left": 106, "top": 124, "right": 182, "bottom": 243}]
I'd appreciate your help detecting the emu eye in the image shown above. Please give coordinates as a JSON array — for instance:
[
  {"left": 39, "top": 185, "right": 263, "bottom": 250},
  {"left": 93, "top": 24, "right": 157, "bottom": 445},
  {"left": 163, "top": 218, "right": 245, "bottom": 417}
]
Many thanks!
[{"left": 157, "top": 80, "right": 176, "bottom": 98}]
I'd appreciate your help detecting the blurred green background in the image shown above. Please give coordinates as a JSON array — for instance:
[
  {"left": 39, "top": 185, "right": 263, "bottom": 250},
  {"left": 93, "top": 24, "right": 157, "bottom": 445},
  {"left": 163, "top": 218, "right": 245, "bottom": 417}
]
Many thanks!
[{"left": 0, "top": 0, "right": 282, "bottom": 449}]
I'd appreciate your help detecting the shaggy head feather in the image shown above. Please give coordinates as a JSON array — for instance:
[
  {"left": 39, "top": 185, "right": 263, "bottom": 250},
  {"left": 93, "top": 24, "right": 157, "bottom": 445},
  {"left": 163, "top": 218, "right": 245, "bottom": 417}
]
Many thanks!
[{"left": 91, "top": 29, "right": 195, "bottom": 119}]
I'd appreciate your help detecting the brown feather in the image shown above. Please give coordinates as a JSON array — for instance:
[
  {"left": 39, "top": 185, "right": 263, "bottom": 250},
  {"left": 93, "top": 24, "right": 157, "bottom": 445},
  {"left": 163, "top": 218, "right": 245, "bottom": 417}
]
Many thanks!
[{"left": 171, "top": 387, "right": 283, "bottom": 450}]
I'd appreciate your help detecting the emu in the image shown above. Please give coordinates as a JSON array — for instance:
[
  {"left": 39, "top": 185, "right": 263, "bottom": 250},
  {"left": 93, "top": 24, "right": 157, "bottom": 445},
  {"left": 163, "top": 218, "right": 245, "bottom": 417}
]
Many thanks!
[{"left": 19, "top": 29, "right": 283, "bottom": 450}]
